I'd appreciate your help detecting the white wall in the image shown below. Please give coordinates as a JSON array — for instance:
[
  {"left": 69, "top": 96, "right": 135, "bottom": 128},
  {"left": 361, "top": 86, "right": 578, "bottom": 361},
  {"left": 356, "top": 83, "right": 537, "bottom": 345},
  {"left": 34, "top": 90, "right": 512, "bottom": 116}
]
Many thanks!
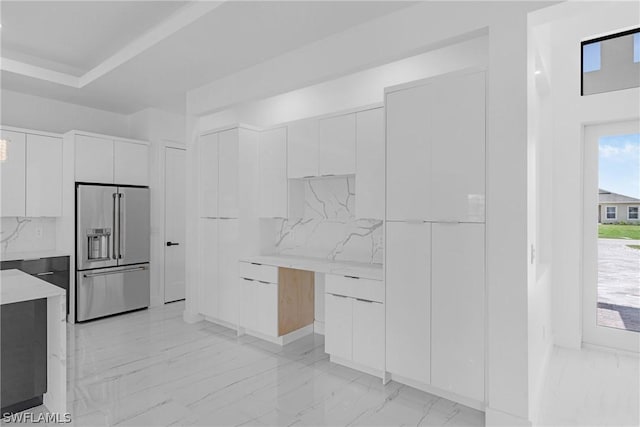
[
  {"left": 185, "top": 2, "right": 554, "bottom": 424},
  {"left": 529, "top": 1, "right": 640, "bottom": 350},
  {"left": 1, "top": 89, "right": 131, "bottom": 137},
  {"left": 129, "top": 108, "right": 186, "bottom": 307}
]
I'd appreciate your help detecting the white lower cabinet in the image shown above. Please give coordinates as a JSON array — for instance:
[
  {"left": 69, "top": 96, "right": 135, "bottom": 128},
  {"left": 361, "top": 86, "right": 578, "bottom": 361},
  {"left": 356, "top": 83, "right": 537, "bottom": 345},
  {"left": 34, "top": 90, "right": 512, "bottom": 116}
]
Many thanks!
[
  {"left": 241, "top": 278, "right": 278, "bottom": 337},
  {"left": 324, "top": 274, "right": 384, "bottom": 375},
  {"left": 325, "top": 294, "right": 353, "bottom": 360},
  {"left": 385, "top": 221, "right": 431, "bottom": 384},
  {"left": 431, "top": 223, "right": 485, "bottom": 401},
  {"left": 352, "top": 298, "right": 384, "bottom": 371},
  {"left": 199, "top": 219, "right": 219, "bottom": 318}
]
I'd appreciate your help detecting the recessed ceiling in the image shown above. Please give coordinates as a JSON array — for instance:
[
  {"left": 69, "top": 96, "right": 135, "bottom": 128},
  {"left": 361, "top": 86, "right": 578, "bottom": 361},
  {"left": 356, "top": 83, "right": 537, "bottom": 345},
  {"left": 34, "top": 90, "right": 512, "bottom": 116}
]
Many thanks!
[{"left": 0, "top": 1, "right": 413, "bottom": 115}]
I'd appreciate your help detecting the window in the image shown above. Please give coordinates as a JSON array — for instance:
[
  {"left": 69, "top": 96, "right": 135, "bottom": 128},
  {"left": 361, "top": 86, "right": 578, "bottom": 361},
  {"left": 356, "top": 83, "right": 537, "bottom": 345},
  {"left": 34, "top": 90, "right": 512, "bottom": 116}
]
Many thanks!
[
  {"left": 629, "top": 206, "right": 639, "bottom": 220},
  {"left": 582, "top": 28, "right": 640, "bottom": 95},
  {"left": 606, "top": 206, "right": 617, "bottom": 220}
]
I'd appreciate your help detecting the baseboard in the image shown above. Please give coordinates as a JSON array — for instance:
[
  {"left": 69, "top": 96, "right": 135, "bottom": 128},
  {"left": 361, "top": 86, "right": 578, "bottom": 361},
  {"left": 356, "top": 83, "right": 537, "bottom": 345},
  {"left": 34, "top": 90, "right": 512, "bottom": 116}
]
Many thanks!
[
  {"left": 389, "top": 372, "right": 484, "bottom": 412},
  {"left": 243, "top": 324, "right": 314, "bottom": 346},
  {"left": 183, "top": 311, "right": 204, "bottom": 324},
  {"left": 582, "top": 342, "right": 640, "bottom": 358},
  {"left": 329, "top": 355, "right": 385, "bottom": 381},
  {"left": 485, "top": 407, "right": 531, "bottom": 426},
  {"left": 203, "top": 315, "right": 238, "bottom": 331},
  {"left": 314, "top": 320, "right": 325, "bottom": 335}
]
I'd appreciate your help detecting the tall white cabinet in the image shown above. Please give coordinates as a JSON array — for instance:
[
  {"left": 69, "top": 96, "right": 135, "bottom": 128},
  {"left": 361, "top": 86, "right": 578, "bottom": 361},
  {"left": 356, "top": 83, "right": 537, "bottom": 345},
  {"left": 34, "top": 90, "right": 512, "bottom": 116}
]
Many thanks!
[
  {"left": 197, "top": 126, "right": 259, "bottom": 326},
  {"left": 259, "top": 127, "right": 288, "bottom": 218},
  {"left": 385, "top": 69, "right": 486, "bottom": 405}
]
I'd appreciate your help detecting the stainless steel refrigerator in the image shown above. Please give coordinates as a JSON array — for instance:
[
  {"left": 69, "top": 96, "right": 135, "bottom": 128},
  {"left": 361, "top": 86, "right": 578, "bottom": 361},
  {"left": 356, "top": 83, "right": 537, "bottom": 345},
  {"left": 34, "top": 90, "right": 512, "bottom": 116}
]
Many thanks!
[{"left": 76, "top": 184, "right": 150, "bottom": 322}]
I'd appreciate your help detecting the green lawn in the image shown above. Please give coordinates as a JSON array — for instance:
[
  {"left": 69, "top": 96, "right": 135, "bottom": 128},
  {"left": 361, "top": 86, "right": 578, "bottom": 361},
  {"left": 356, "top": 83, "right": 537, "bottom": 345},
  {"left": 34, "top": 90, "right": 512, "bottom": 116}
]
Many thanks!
[
  {"left": 627, "top": 245, "right": 640, "bottom": 251},
  {"left": 599, "top": 224, "right": 640, "bottom": 240}
]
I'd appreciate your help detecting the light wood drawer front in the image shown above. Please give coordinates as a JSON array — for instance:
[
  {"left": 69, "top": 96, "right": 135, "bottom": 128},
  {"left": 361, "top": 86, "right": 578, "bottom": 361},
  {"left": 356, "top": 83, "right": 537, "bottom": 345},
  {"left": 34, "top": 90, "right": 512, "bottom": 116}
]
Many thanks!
[
  {"left": 325, "top": 274, "right": 384, "bottom": 303},
  {"left": 239, "top": 262, "right": 279, "bottom": 284}
]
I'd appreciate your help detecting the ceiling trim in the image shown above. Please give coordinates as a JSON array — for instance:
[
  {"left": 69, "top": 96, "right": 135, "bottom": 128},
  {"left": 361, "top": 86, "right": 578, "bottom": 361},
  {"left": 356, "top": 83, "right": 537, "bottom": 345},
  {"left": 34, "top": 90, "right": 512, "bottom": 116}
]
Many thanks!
[{"left": 0, "top": 1, "right": 224, "bottom": 89}]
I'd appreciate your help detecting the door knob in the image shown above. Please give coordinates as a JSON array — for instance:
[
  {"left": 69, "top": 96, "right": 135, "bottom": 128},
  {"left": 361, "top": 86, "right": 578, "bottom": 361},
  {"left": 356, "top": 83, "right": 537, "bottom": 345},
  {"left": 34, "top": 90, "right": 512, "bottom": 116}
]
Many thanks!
[{"left": 166, "top": 241, "right": 180, "bottom": 246}]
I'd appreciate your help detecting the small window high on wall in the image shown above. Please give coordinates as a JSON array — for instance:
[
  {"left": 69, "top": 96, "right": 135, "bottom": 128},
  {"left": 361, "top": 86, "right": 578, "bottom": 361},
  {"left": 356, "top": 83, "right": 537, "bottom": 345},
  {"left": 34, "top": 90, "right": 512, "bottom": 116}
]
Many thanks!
[{"left": 582, "top": 28, "right": 640, "bottom": 95}]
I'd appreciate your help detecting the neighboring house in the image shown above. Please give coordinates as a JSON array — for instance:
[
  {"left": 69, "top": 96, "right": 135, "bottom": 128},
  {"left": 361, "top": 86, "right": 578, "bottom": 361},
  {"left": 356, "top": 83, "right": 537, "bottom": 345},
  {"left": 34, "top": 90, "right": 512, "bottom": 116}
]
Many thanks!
[{"left": 599, "top": 189, "right": 640, "bottom": 223}]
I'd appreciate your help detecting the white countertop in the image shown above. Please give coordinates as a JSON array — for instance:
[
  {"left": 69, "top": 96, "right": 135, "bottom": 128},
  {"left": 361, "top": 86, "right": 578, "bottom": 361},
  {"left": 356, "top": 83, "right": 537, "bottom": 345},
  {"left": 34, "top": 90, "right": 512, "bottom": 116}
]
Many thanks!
[
  {"left": 1, "top": 269, "right": 66, "bottom": 305},
  {"left": 240, "top": 255, "right": 383, "bottom": 281},
  {"left": 1, "top": 250, "right": 71, "bottom": 262}
]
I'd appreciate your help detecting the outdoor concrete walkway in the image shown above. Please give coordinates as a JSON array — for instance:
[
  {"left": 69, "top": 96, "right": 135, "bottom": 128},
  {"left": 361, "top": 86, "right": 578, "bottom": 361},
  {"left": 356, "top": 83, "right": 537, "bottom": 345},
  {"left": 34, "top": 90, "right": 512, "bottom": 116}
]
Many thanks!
[{"left": 598, "top": 238, "right": 640, "bottom": 332}]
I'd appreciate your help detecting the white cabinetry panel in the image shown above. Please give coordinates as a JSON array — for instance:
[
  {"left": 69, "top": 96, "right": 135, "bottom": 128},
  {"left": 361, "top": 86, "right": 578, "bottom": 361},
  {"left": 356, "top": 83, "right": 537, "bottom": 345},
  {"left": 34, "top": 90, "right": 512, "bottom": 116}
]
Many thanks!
[
  {"left": 256, "top": 281, "right": 278, "bottom": 337},
  {"left": 353, "top": 299, "right": 384, "bottom": 371},
  {"left": 199, "top": 133, "right": 219, "bottom": 218},
  {"left": 386, "top": 85, "right": 431, "bottom": 221},
  {"left": 217, "top": 219, "right": 239, "bottom": 324},
  {"left": 218, "top": 129, "right": 239, "bottom": 218},
  {"left": 430, "top": 72, "right": 485, "bottom": 222},
  {"left": 319, "top": 113, "right": 356, "bottom": 176},
  {"left": 75, "top": 134, "right": 114, "bottom": 183},
  {"left": 259, "top": 127, "right": 288, "bottom": 218},
  {"left": 385, "top": 221, "right": 431, "bottom": 383},
  {"left": 355, "top": 108, "right": 385, "bottom": 220},
  {"left": 1, "top": 130, "right": 26, "bottom": 217},
  {"left": 114, "top": 140, "right": 149, "bottom": 186},
  {"left": 325, "top": 293, "right": 353, "bottom": 360},
  {"left": 287, "top": 118, "right": 319, "bottom": 179},
  {"left": 431, "top": 223, "right": 485, "bottom": 401},
  {"left": 26, "top": 134, "right": 62, "bottom": 217},
  {"left": 199, "top": 219, "right": 219, "bottom": 318}
]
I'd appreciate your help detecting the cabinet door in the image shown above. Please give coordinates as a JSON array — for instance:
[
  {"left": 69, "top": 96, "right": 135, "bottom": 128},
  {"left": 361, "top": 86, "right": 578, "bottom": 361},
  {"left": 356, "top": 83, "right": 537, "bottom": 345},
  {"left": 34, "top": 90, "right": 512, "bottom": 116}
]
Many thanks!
[
  {"left": 318, "top": 113, "right": 356, "bottom": 176},
  {"left": 324, "top": 293, "right": 353, "bottom": 360},
  {"left": 287, "top": 118, "right": 319, "bottom": 178},
  {"left": 218, "top": 129, "right": 239, "bottom": 218},
  {"left": 257, "top": 281, "right": 278, "bottom": 337},
  {"left": 114, "top": 141, "right": 149, "bottom": 186},
  {"left": 217, "top": 218, "right": 239, "bottom": 325},
  {"left": 430, "top": 72, "right": 486, "bottom": 222},
  {"left": 259, "top": 128, "right": 288, "bottom": 218},
  {"left": 75, "top": 134, "right": 114, "bottom": 183},
  {"left": 26, "top": 134, "right": 63, "bottom": 217},
  {"left": 0, "top": 130, "right": 26, "bottom": 217},
  {"left": 199, "top": 133, "right": 219, "bottom": 218},
  {"left": 385, "top": 221, "right": 431, "bottom": 383},
  {"left": 238, "top": 129, "right": 259, "bottom": 218},
  {"left": 355, "top": 108, "right": 385, "bottom": 220},
  {"left": 353, "top": 299, "right": 384, "bottom": 371},
  {"left": 199, "top": 219, "right": 218, "bottom": 318},
  {"left": 431, "top": 223, "right": 485, "bottom": 401},
  {"left": 386, "top": 85, "right": 432, "bottom": 221},
  {"left": 241, "top": 278, "right": 258, "bottom": 331}
]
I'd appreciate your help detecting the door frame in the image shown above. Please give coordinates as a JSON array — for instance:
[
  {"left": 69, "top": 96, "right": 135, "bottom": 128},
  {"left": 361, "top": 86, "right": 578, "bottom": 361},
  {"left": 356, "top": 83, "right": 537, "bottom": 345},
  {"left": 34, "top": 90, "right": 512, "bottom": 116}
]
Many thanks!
[{"left": 582, "top": 119, "right": 640, "bottom": 352}]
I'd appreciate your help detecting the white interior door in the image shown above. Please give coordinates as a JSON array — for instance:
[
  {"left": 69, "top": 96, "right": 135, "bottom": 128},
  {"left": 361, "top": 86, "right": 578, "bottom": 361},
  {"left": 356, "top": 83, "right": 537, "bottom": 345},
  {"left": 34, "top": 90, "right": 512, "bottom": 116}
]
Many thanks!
[
  {"left": 164, "top": 147, "right": 186, "bottom": 303},
  {"left": 583, "top": 120, "right": 640, "bottom": 352}
]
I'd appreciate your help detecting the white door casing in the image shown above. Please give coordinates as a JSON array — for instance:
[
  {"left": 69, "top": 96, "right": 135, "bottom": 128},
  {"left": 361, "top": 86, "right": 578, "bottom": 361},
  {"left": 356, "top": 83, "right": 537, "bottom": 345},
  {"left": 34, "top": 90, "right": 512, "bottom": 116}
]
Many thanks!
[{"left": 164, "top": 147, "right": 186, "bottom": 303}]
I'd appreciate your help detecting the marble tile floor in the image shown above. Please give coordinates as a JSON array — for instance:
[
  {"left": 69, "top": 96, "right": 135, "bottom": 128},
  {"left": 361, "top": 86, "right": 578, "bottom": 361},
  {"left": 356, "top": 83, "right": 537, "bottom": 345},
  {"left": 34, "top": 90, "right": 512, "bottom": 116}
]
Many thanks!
[{"left": 10, "top": 301, "right": 484, "bottom": 426}]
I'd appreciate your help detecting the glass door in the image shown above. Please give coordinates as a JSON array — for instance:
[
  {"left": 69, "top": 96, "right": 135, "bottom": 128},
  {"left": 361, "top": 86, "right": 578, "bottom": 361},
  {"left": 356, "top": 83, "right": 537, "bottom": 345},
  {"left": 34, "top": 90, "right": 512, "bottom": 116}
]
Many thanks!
[{"left": 583, "top": 120, "right": 640, "bottom": 352}]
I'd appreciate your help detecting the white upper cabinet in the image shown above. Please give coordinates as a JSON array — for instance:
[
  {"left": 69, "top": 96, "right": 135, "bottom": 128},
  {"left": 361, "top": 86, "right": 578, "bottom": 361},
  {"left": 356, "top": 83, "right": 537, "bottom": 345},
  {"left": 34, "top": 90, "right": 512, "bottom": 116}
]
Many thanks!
[
  {"left": 259, "top": 127, "right": 288, "bottom": 218},
  {"left": 218, "top": 129, "right": 239, "bottom": 219},
  {"left": 319, "top": 113, "right": 356, "bottom": 176},
  {"left": 26, "top": 134, "right": 62, "bottom": 217},
  {"left": 385, "top": 221, "right": 431, "bottom": 384},
  {"left": 431, "top": 223, "right": 485, "bottom": 401},
  {"left": 430, "top": 72, "right": 485, "bottom": 223},
  {"left": 74, "top": 133, "right": 149, "bottom": 186},
  {"left": 386, "top": 70, "right": 486, "bottom": 222},
  {"left": 386, "top": 84, "right": 432, "bottom": 221},
  {"left": 114, "top": 140, "right": 149, "bottom": 186},
  {"left": 287, "top": 118, "right": 319, "bottom": 179},
  {"left": 0, "top": 130, "right": 26, "bottom": 217},
  {"left": 355, "top": 108, "right": 385, "bottom": 220},
  {"left": 75, "top": 134, "right": 114, "bottom": 184},
  {"left": 199, "top": 132, "right": 219, "bottom": 218}
]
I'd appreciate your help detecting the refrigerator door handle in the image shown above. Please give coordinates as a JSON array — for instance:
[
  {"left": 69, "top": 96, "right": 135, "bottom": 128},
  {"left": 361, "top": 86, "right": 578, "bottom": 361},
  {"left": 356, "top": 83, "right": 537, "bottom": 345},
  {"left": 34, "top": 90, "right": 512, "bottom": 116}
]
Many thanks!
[
  {"left": 112, "top": 193, "right": 119, "bottom": 260},
  {"left": 118, "top": 192, "right": 125, "bottom": 260},
  {"left": 83, "top": 266, "right": 147, "bottom": 278}
]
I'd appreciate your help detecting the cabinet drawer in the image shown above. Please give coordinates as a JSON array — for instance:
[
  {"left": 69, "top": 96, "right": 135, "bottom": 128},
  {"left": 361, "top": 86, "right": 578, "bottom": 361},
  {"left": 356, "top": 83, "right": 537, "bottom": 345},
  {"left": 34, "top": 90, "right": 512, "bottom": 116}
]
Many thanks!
[
  {"left": 238, "top": 262, "right": 278, "bottom": 284},
  {"left": 325, "top": 274, "right": 384, "bottom": 303}
]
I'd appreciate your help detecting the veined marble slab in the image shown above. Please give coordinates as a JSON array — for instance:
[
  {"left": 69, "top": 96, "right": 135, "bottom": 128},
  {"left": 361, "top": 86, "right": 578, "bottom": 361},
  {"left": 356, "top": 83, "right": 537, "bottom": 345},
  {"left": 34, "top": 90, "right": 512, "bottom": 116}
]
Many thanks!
[
  {"left": 240, "top": 255, "right": 383, "bottom": 281},
  {"left": 0, "top": 269, "right": 67, "bottom": 414}
]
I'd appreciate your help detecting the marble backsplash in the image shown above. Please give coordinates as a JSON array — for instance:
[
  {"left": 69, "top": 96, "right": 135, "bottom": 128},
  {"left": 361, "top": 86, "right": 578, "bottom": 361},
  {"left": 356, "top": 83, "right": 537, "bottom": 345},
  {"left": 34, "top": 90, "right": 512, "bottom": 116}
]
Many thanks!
[
  {"left": 272, "top": 176, "right": 383, "bottom": 264},
  {"left": 0, "top": 217, "right": 57, "bottom": 254}
]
